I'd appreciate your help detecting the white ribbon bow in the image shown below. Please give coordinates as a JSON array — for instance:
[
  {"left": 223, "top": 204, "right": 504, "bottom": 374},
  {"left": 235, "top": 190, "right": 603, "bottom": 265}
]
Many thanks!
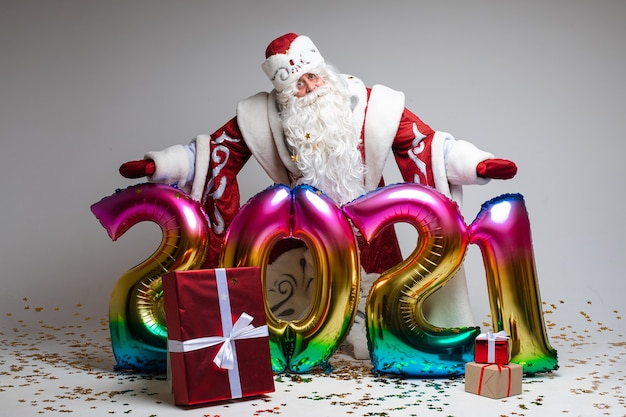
[{"left": 168, "top": 312, "right": 268, "bottom": 370}]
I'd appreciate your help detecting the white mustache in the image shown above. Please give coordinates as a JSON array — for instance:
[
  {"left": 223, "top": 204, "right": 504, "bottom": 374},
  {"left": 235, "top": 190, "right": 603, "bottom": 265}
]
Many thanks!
[{"left": 296, "top": 84, "right": 332, "bottom": 106}]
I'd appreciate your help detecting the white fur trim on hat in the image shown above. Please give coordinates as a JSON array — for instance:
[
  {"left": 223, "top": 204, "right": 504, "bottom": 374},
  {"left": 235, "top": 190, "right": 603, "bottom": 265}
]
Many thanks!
[{"left": 262, "top": 35, "right": 325, "bottom": 92}]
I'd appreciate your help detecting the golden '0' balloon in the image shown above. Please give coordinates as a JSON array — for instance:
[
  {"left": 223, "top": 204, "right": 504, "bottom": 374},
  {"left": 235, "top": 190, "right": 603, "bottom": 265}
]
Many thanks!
[{"left": 220, "top": 184, "right": 360, "bottom": 373}]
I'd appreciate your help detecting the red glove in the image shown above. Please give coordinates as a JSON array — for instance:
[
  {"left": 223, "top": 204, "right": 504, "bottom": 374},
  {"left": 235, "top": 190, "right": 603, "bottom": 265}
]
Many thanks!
[
  {"left": 119, "top": 159, "right": 156, "bottom": 178},
  {"left": 476, "top": 158, "right": 517, "bottom": 180}
]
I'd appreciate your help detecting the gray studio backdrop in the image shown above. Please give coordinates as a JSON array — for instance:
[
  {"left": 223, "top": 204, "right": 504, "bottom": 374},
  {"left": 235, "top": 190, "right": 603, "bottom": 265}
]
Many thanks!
[{"left": 1, "top": 1, "right": 624, "bottom": 328}]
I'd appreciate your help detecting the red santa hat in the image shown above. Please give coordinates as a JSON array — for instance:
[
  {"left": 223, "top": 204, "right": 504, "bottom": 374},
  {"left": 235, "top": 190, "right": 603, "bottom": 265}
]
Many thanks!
[{"left": 262, "top": 33, "right": 325, "bottom": 92}]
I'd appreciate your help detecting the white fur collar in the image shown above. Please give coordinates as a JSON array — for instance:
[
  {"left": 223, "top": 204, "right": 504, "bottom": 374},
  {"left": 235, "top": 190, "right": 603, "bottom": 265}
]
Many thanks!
[
  {"left": 236, "top": 76, "right": 405, "bottom": 190},
  {"left": 362, "top": 84, "right": 405, "bottom": 190},
  {"left": 236, "top": 92, "right": 290, "bottom": 185}
]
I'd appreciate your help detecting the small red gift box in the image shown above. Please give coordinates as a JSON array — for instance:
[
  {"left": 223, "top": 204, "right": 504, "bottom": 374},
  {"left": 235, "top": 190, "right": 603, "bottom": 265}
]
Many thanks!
[
  {"left": 464, "top": 362, "right": 522, "bottom": 399},
  {"left": 163, "top": 267, "right": 275, "bottom": 405},
  {"left": 474, "top": 331, "right": 511, "bottom": 365}
]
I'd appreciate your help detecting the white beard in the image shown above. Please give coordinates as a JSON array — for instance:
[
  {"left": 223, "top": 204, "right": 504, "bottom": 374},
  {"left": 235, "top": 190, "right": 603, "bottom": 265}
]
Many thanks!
[{"left": 277, "top": 72, "right": 366, "bottom": 206}]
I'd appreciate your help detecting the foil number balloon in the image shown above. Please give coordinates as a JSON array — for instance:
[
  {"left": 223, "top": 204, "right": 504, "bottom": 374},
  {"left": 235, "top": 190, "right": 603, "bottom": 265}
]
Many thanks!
[
  {"left": 469, "top": 194, "right": 558, "bottom": 374},
  {"left": 220, "top": 184, "right": 360, "bottom": 373},
  {"left": 91, "top": 183, "right": 209, "bottom": 372},
  {"left": 92, "top": 182, "right": 557, "bottom": 376},
  {"left": 344, "top": 185, "right": 557, "bottom": 376},
  {"left": 343, "top": 183, "right": 480, "bottom": 377}
]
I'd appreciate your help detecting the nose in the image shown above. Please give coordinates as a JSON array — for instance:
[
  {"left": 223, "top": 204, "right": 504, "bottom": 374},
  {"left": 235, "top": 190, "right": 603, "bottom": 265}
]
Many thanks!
[
  {"left": 302, "top": 78, "right": 318, "bottom": 92},
  {"left": 295, "top": 74, "right": 324, "bottom": 97}
]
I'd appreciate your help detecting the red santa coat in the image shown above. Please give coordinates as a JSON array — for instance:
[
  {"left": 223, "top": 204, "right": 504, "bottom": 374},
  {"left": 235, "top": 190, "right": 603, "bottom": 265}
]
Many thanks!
[
  {"left": 145, "top": 75, "right": 493, "bottom": 326},
  {"left": 146, "top": 75, "right": 493, "bottom": 271}
]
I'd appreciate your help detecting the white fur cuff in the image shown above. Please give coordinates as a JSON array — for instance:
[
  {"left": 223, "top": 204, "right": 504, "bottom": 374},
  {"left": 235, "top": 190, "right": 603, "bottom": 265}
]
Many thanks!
[
  {"left": 444, "top": 140, "right": 493, "bottom": 186},
  {"left": 145, "top": 144, "right": 191, "bottom": 189}
]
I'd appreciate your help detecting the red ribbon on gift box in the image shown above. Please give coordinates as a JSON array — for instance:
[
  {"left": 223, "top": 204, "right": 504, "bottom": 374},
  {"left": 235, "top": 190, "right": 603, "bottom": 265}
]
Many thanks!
[
  {"left": 477, "top": 364, "right": 513, "bottom": 397},
  {"left": 167, "top": 268, "right": 269, "bottom": 398}
]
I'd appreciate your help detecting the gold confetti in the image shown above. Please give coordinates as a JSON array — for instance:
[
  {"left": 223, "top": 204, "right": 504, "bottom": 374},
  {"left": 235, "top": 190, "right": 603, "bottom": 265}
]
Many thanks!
[{"left": 0, "top": 297, "right": 623, "bottom": 416}]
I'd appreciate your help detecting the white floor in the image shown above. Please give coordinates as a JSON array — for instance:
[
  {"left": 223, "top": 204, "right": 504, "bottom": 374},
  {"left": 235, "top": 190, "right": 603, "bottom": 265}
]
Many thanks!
[{"left": 1, "top": 297, "right": 624, "bottom": 417}]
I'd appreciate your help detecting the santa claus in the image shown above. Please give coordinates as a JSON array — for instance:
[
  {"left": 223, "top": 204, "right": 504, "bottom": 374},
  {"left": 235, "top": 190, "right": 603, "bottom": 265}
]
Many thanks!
[{"left": 120, "top": 33, "right": 517, "bottom": 359}]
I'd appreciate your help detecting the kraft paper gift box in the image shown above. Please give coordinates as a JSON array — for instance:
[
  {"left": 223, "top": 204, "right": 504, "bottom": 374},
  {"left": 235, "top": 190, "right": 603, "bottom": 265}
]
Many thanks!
[
  {"left": 163, "top": 267, "right": 275, "bottom": 406},
  {"left": 474, "top": 331, "right": 511, "bottom": 365},
  {"left": 464, "top": 362, "right": 523, "bottom": 399}
]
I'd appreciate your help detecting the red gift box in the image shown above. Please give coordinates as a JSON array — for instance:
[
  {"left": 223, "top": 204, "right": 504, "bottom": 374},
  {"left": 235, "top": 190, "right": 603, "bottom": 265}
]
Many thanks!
[
  {"left": 163, "top": 267, "right": 275, "bottom": 405},
  {"left": 464, "top": 362, "right": 522, "bottom": 399},
  {"left": 474, "top": 331, "right": 511, "bottom": 365}
]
